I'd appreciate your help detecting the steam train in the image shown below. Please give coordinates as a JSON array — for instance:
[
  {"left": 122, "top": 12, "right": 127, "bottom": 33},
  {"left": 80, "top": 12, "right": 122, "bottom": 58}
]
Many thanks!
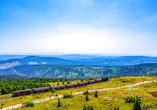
[{"left": 12, "top": 78, "right": 108, "bottom": 97}]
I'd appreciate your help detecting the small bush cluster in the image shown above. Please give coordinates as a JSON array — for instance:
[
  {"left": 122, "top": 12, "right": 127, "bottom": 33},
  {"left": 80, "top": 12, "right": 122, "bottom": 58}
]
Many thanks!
[
  {"left": 142, "top": 102, "right": 157, "bottom": 110},
  {"left": 83, "top": 90, "right": 89, "bottom": 95},
  {"left": 113, "top": 106, "right": 119, "bottom": 110},
  {"left": 23, "top": 101, "right": 34, "bottom": 107},
  {"left": 125, "top": 96, "right": 140, "bottom": 103},
  {"left": 124, "top": 96, "right": 141, "bottom": 110},
  {"left": 83, "top": 105, "right": 94, "bottom": 110},
  {"left": 63, "top": 93, "right": 74, "bottom": 98}
]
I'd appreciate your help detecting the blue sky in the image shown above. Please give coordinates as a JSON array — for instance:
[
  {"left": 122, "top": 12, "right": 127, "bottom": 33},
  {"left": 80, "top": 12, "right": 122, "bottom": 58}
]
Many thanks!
[{"left": 0, "top": 0, "right": 157, "bottom": 56}]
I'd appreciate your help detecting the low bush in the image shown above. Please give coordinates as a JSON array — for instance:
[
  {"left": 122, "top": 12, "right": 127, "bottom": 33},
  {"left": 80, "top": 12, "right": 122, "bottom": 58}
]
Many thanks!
[
  {"left": 23, "top": 101, "right": 34, "bottom": 107},
  {"left": 51, "top": 88, "right": 56, "bottom": 93},
  {"left": 83, "top": 90, "right": 89, "bottom": 95},
  {"left": 144, "top": 102, "right": 157, "bottom": 109},
  {"left": 1, "top": 103, "right": 4, "bottom": 106},
  {"left": 63, "top": 93, "right": 74, "bottom": 98},
  {"left": 83, "top": 105, "right": 94, "bottom": 110}
]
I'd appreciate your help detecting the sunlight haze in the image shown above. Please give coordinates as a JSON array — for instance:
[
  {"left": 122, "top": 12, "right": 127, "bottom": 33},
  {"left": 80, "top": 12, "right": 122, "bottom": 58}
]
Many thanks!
[{"left": 0, "top": 0, "right": 157, "bottom": 56}]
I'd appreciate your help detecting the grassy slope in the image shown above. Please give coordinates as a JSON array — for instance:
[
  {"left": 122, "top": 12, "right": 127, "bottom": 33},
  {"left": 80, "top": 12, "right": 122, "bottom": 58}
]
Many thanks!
[{"left": 1, "top": 77, "right": 157, "bottom": 109}]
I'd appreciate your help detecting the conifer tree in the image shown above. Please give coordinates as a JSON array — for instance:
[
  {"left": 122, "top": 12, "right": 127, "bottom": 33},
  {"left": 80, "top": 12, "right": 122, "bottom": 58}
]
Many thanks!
[
  {"left": 85, "top": 94, "right": 89, "bottom": 101},
  {"left": 91, "top": 106, "right": 94, "bottom": 110},
  {"left": 57, "top": 99, "right": 61, "bottom": 107},
  {"left": 57, "top": 81, "right": 59, "bottom": 85},
  {"left": 133, "top": 100, "right": 141, "bottom": 110},
  {"left": 94, "top": 91, "right": 98, "bottom": 97},
  {"left": 117, "top": 106, "right": 119, "bottom": 110},
  {"left": 67, "top": 80, "right": 70, "bottom": 84},
  {"left": 83, "top": 105, "right": 86, "bottom": 110},
  {"left": 114, "top": 107, "right": 116, "bottom": 110}
]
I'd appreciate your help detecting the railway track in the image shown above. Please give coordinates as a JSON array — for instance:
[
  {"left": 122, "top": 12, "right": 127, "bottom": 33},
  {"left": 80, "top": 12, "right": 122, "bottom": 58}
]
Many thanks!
[{"left": 0, "top": 96, "right": 12, "bottom": 101}]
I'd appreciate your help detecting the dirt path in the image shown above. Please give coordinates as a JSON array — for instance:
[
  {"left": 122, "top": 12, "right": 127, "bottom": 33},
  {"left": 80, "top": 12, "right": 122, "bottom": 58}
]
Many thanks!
[{"left": 2, "top": 80, "right": 157, "bottom": 110}]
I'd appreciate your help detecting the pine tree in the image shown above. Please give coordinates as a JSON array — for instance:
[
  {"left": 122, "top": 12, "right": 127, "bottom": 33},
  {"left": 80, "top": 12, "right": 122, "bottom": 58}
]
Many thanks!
[
  {"left": 91, "top": 106, "right": 94, "bottom": 110},
  {"left": 57, "top": 81, "right": 59, "bottom": 85},
  {"left": 117, "top": 106, "right": 119, "bottom": 110},
  {"left": 85, "top": 94, "right": 89, "bottom": 101},
  {"left": 57, "top": 99, "right": 61, "bottom": 107},
  {"left": 22, "top": 86, "right": 26, "bottom": 90},
  {"left": 67, "top": 80, "right": 70, "bottom": 84},
  {"left": 94, "top": 91, "right": 98, "bottom": 97},
  {"left": 1, "top": 87, "right": 8, "bottom": 94},
  {"left": 133, "top": 100, "right": 141, "bottom": 110},
  {"left": 83, "top": 105, "right": 86, "bottom": 110},
  {"left": 114, "top": 107, "right": 116, "bottom": 110}
]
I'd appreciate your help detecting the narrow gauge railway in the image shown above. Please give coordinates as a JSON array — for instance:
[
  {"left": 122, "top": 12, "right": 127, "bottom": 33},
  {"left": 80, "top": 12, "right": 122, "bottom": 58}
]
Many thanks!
[{"left": 12, "top": 78, "right": 108, "bottom": 97}]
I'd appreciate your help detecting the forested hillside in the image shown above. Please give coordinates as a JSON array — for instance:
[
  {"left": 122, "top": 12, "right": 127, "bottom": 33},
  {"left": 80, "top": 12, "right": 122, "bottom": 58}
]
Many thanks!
[{"left": 1, "top": 63, "right": 157, "bottom": 78}]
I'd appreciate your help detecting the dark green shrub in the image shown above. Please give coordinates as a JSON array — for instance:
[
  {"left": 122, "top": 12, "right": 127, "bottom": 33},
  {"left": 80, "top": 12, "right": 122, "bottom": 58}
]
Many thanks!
[
  {"left": 114, "top": 106, "right": 119, "bottom": 110},
  {"left": 57, "top": 99, "right": 61, "bottom": 107},
  {"left": 85, "top": 94, "right": 89, "bottom": 101},
  {"left": 83, "top": 90, "right": 89, "bottom": 95},
  {"left": 83, "top": 105, "right": 94, "bottom": 110},
  {"left": 23, "top": 101, "right": 34, "bottom": 107},
  {"left": 94, "top": 91, "right": 98, "bottom": 97},
  {"left": 1, "top": 103, "right": 4, "bottom": 106},
  {"left": 63, "top": 93, "right": 74, "bottom": 98},
  {"left": 133, "top": 100, "right": 141, "bottom": 110},
  {"left": 51, "top": 88, "right": 56, "bottom": 93}
]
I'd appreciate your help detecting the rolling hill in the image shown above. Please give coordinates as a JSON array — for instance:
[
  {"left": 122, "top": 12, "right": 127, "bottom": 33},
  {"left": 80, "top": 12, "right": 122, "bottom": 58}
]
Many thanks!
[{"left": 0, "top": 63, "right": 157, "bottom": 78}]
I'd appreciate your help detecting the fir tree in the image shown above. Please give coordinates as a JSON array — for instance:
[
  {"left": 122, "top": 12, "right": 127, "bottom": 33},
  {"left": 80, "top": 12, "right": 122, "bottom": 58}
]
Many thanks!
[
  {"left": 83, "top": 105, "right": 86, "bottom": 110},
  {"left": 133, "top": 100, "right": 141, "bottom": 110},
  {"left": 85, "top": 94, "right": 89, "bottom": 101},
  {"left": 57, "top": 81, "right": 59, "bottom": 85},
  {"left": 94, "top": 91, "right": 98, "bottom": 97},
  {"left": 114, "top": 107, "right": 116, "bottom": 110},
  {"left": 91, "top": 106, "right": 94, "bottom": 110},
  {"left": 57, "top": 99, "right": 61, "bottom": 107},
  {"left": 117, "top": 106, "right": 119, "bottom": 110},
  {"left": 67, "top": 80, "right": 70, "bottom": 84}
]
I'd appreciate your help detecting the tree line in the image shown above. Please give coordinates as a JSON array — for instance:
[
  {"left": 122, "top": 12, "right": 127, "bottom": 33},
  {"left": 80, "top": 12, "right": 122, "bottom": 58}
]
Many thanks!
[{"left": 0, "top": 77, "right": 77, "bottom": 95}]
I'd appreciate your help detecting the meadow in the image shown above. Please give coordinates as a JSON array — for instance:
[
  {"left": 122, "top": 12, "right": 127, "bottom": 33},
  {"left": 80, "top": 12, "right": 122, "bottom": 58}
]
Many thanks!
[{"left": 0, "top": 76, "right": 157, "bottom": 109}]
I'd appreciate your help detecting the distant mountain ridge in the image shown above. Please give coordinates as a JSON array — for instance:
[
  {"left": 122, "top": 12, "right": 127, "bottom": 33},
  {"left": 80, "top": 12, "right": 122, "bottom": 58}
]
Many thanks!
[
  {"left": 0, "top": 55, "right": 157, "bottom": 69},
  {"left": 0, "top": 55, "right": 79, "bottom": 69}
]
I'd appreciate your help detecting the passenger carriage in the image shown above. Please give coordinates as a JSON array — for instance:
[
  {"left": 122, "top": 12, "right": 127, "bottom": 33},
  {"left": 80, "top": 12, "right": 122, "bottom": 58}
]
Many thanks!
[
  {"left": 78, "top": 81, "right": 89, "bottom": 86},
  {"left": 102, "top": 78, "right": 108, "bottom": 81},
  {"left": 12, "top": 89, "right": 32, "bottom": 97},
  {"left": 89, "top": 80, "right": 96, "bottom": 84},
  {"left": 51, "top": 85, "right": 65, "bottom": 90},
  {"left": 33, "top": 87, "right": 50, "bottom": 93},
  {"left": 95, "top": 78, "right": 102, "bottom": 82},
  {"left": 66, "top": 83, "right": 78, "bottom": 88}
]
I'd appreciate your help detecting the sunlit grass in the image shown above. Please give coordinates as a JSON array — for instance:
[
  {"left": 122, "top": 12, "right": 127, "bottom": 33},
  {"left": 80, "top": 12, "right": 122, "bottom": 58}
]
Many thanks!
[
  {"left": 16, "top": 81, "right": 157, "bottom": 110},
  {"left": 0, "top": 76, "right": 157, "bottom": 109}
]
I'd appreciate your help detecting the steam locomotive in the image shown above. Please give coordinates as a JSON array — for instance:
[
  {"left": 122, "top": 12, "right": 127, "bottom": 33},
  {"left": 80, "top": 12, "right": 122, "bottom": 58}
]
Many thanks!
[{"left": 12, "top": 78, "right": 108, "bottom": 97}]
